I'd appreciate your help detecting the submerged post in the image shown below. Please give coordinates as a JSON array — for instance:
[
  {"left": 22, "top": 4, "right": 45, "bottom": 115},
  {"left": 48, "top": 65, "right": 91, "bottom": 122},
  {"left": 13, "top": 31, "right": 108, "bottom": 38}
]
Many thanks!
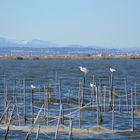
[
  {"left": 36, "top": 125, "right": 40, "bottom": 140},
  {"left": 109, "top": 72, "right": 113, "bottom": 111},
  {"left": 112, "top": 90, "right": 115, "bottom": 131},
  {"left": 103, "top": 86, "right": 106, "bottom": 112},
  {"left": 59, "top": 80, "right": 62, "bottom": 104},
  {"left": 131, "top": 88, "right": 134, "bottom": 131},
  {"left": 96, "top": 86, "right": 102, "bottom": 126},
  {"left": 31, "top": 88, "right": 34, "bottom": 124},
  {"left": 134, "top": 82, "right": 137, "bottom": 110},
  {"left": 55, "top": 104, "right": 62, "bottom": 139},
  {"left": 69, "top": 112, "right": 72, "bottom": 139},
  {"left": 23, "top": 79, "right": 27, "bottom": 125},
  {"left": 4, "top": 104, "right": 16, "bottom": 140},
  {"left": 125, "top": 78, "right": 128, "bottom": 112},
  {"left": 82, "top": 75, "right": 86, "bottom": 106}
]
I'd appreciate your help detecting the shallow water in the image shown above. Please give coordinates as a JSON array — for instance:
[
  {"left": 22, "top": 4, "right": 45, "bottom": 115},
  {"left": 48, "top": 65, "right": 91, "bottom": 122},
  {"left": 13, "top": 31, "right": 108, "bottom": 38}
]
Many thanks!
[{"left": 0, "top": 59, "right": 140, "bottom": 139}]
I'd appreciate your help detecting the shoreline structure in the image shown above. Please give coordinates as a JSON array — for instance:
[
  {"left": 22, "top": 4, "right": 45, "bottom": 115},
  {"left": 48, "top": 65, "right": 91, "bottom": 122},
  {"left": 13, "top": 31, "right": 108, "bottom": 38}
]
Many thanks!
[{"left": 0, "top": 55, "right": 140, "bottom": 60}]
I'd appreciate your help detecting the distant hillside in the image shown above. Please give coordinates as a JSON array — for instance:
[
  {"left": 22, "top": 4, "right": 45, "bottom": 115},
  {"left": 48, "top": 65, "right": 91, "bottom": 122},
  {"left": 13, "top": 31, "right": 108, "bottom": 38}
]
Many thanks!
[
  {"left": 0, "top": 37, "right": 58, "bottom": 48},
  {"left": 0, "top": 37, "right": 102, "bottom": 49}
]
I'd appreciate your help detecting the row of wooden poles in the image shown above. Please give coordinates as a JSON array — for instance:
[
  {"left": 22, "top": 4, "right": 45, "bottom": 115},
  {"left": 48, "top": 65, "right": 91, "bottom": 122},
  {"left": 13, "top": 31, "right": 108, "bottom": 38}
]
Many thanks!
[
  {"left": 1, "top": 87, "right": 135, "bottom": 139},
  {"left": 0, "top": 73, "right": 138, "bottom": 139}
]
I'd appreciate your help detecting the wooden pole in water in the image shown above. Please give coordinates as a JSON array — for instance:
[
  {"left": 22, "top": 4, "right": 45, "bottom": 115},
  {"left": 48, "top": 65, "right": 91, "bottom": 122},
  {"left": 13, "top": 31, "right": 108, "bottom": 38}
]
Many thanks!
[
  {"left": 4, "top": 104, "right": 16, "bottom": 140},
  {"left": 59, "top": 80, "right": 62, "bottom": 104},
  {"left": 61, "top": 104, "right": 64, "bottom": 125},
  {"left": 131, "top": 88, "right": 134, "bottom": 131},
  {"left": 103, "top": 86, "right": 106, "bottom": 112},
  {"left": 78, "top": 80, "right": 82, "bottom": 128},
  {"left": 55, "top": 72, "right": 58, "bottom": 103},
  {"left": 134, "top": 82, "right": 137, "bottom": 110},
  {"left": 99, "top": 86, "right": 103, "bottom": 125},
  {"left": 15, "top": 96, "right": 21, "bottom": 126},
  {"left": 109, "top": 73, "right": 113, "bottom": 111},
  {"left": 31, "top": 88, "right": 34, "bottom": 124},
  {"left": 78, "top": 80, "right": 82, "bottom": 107},
  {"left": 5, "top": 83, "right": 8, "bottom": 123},
  {"left": 12, "top": 80, "right": 16, "bottom": 101},
  {"left": 36, "top": 125, "right": 40, "bottom": 140},
  {"left": 90, "top": 75, "right": 95, "bottom": 105},
  {"left": 96, "top": 86, "right": 100, "bottom": 126},
  {"left": 48, "top": 83, "right": 51, "bottom": 103},
  {"left": 44, "top": 86, "right": 49, "bottom": 125},
  {"left": 67, "top": 88, "right": 70, "bottom": 104},
  {"left": 79, "top": 107, "right": 81, "bottom": 129},
  {"left": 125, "top": 78, "right": 129, "bottom": 112},
  {"left": 25, "top": 105, "right": 44, "bottom": 140},
  {"left": 119, "top": 94, "right": 121, "bottom": 113},
  {"left": 44, "top": 86, "right": 46, "bottom": 116},
  {"left": 0, "top": 102, "right": 10, "bottom": 123},
  {"left": 81, "top": 75, "right": 86, "bottom": 106},
  {"left": 69, "top": 112, "right": 72, "bottom": 139},
  {"left": 54, "top": 104, "right": 62, "bottom": 139},
  {"left": 112, "top": 90, "right": 115, "bottom": 131},
  {"left": 23, "top": 79, "right": 27, "bottom": 125}
]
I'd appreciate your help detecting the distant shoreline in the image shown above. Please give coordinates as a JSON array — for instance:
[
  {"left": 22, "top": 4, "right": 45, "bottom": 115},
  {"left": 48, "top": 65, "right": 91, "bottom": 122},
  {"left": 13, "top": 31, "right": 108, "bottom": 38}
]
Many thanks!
[{"left": 0, "top": 55, "right": 140, "bottom": 60}]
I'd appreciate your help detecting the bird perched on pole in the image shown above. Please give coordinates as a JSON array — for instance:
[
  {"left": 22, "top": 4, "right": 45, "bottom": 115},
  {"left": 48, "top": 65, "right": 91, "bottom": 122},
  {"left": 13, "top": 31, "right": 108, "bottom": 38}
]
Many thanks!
[
  {"left": 90, "top": 83, "right": 96, "bottom": 88},
  {"left": 110, "top": 68, "right": 116, "bottom": 72},
  {"left": 79, "top": 66, "right": 89, "bottom": 75},
  {"left": 31, "top": 84, "right": 36, "bottom": 89}
]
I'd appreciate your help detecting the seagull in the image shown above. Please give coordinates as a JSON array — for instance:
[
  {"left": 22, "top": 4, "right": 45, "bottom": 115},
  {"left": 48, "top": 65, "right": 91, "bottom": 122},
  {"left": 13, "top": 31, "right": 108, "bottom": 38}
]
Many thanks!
[
  {"left": 79, "top": 66, "right": 89, "bottom": 74},
  {"left": 110, "top": 68, "right": 116, "bottom": 72},
  {"left": 90, "top": 83, "right": 96, "bottom": 88},
  {"left": 31, "top": 84, "right": 36, "bottom": 89}
]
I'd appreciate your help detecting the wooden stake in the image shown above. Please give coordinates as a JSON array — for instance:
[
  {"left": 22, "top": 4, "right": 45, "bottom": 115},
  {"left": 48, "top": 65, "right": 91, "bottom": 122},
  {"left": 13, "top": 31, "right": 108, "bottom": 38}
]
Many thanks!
[
  {"left": 54, "top": 104, "right": 62, "bottom": 139},
  {"left": 69, "top": 112, "right": 72, "bottom": 139},
  {"left": 109, "top": 73, "right": 113, "bottom": 111},
  {"left": 103, "top": 86, "right": 106, "bottom": 112},
  {"left": 0, "top": 102, "right": 10, "bottom": 123},
  {"left": 96, "top": 87, "right": 100, "bottom": 126},
  {"left": 31, "top": 89, "right": 34, "bottom": 124},
  {"left": 36, "top": 125, "right": 40, "bottom": 140},
  {"left": 112, "top": 91, "right": 115, "bottom": 131},
  {"left": 4, "top": 104, "right": 16, "bottom": 140},
  {"left": 125, "top": 78, "right": 128, "bottom": 112},
  {"left": 59, "top": 80, "right": 62, "bottom": 104},
  {"left": 134, "top": 82, "right": 137, "bottom": 110},
  {"left": 131, "top": 88, "right": 134, "bottom": 131},
  {"left": 119, "top": 95, "right": 121, "bottom": 113},
  {"left": 23, "top": 79, "right": 27, "bottom": 125},
  {"left": 25, "top": 105, "right": 44, "bottom": 140}
]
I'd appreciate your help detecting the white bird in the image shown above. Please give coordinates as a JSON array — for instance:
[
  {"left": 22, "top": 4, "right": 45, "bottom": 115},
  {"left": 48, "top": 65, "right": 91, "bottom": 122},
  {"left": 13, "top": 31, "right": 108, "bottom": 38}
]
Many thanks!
[
  {"left": 31, "top": 84, "right": 36, "bottom": 89},
  {"left": 90, "top": 83, "right": 94, "bottom": 87},
  {"left": 79, "top": 66, "right": 89, "bottom": 74},
  {"left": 110, "top": 68, "right": 116, "bottom": 72},
  {"left": 90, "top": 83, "right": 96, "bottom": 88}
]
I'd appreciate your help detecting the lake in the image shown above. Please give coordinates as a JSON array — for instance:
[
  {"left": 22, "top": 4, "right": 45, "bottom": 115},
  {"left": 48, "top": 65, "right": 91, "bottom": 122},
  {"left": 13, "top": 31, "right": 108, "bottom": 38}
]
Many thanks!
[{"left": 0, "top": 59, "right": 140, "bottom": 139}]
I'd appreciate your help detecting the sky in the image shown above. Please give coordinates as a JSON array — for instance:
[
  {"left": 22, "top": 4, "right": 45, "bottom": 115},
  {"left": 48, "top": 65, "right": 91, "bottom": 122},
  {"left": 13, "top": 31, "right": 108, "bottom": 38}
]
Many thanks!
[{"left": 0, "top": 0, "right": 140, "bottom": 48}]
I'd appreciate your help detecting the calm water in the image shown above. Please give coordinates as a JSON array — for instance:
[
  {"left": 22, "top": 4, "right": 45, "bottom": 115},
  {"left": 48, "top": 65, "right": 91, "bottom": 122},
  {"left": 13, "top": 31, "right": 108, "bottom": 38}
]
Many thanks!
[
  {"left": 0, "top": 59, "right": 140, "bottom": 139},
  {"left": 0, "top": 59, "right": 140, "bottom": 82}
]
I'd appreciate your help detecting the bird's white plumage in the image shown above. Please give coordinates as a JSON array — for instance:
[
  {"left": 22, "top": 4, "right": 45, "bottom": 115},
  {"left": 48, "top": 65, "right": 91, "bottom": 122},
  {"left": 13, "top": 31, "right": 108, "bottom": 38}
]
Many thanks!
[
  {"left": 110, "top": 68, "right": 116, "bottom": 72},
  {"left": 90, "top": 83, "right": 94, "bottom": 87},
  {"left": 79, "top": 66, "right": 88, "bottom": 74},
  {"left": 90, "top": 83, "right": 96, "bottom": 88},
  {"left": 31, "top": 84, "right": 36, "bottom": 89}
]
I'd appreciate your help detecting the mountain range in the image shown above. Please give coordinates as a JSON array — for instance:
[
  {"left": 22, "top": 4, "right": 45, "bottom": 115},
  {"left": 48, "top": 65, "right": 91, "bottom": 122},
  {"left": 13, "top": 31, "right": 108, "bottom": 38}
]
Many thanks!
[
  {"left": 0, "top": 37, "right": 58, "bottom": 48},
  {"left": 0, "top": 37, "right": 139, "bottom": 51},
  {"left": 0, "top": 37, "right": 102, "bottom": 49}
]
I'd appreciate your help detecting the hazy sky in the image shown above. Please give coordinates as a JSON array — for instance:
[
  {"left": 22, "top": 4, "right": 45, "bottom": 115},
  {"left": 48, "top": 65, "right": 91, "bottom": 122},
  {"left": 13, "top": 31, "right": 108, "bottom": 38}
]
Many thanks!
[{"left": 0, "top": 0, "right": 140, "bottom": 48}]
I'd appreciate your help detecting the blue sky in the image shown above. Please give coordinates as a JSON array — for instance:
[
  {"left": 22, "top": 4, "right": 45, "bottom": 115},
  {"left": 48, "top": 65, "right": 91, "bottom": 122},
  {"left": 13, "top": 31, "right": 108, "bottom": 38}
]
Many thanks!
[{"left": 0, "top": 0, "right": 140, "bottom": 48}]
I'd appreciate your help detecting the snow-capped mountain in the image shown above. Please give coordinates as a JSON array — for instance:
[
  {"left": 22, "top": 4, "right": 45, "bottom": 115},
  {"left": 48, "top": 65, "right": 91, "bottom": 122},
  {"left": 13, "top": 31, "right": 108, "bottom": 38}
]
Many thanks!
[{"left": 0, "top": 37, "right": 58, "bottom": 48}]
